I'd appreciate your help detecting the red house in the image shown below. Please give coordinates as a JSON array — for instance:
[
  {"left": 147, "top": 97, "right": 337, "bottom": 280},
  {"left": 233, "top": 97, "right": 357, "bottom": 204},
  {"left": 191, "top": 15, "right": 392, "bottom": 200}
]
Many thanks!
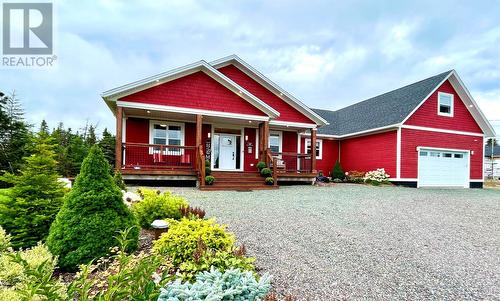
[{"left": 102, "top": 55, "right": 496, "bottom": 189}]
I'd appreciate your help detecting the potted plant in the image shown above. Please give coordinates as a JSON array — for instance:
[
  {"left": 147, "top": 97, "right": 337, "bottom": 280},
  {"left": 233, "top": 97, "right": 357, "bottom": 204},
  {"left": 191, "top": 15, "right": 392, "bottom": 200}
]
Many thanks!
[
  {"left": 205, "top": 175, "right": 215, "bottom": 185},
  {"left": 260, "top": 167, "right": 272, "bottom": 177},
  {"left": 256, "top": 161, "right": 266, "bottom": 171},
  {"left": 265, "top": 177, "right": 274, "bottom": 185}
]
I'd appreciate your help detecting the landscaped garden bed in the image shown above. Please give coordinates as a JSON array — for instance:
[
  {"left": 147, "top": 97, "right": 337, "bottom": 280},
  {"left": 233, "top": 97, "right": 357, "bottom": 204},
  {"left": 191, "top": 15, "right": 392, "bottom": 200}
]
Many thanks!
[{"left": 0, "top": 143, "right": 289, "bottom": 300}]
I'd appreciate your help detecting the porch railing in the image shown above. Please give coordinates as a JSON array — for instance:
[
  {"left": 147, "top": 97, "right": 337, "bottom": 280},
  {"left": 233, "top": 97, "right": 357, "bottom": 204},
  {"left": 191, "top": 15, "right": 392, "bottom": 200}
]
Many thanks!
[
  {"left": 122, "top": 143, "right": 196, "bottom": 170},
  {"left": 270, "top": 151, "right": 313, "bottom": 173}
]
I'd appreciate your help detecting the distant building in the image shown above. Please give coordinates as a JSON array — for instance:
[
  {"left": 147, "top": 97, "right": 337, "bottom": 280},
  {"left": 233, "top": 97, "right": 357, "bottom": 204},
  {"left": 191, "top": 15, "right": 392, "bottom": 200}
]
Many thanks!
[{"left": 485, "top": 145, "right": 500, "bottom": 180}]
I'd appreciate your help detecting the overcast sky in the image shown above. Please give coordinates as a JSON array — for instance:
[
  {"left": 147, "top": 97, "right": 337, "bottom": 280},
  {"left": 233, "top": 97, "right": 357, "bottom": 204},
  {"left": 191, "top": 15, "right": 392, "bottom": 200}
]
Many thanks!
[{"left": 2, "top": 0, "right": 500, "bottom": 136}]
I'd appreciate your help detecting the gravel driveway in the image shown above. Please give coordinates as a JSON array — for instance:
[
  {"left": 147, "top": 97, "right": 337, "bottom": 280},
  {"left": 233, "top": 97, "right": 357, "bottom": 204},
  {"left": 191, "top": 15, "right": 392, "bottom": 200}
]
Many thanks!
[{"left": 166, "top": 185, "right": 500, "bottom": 300}]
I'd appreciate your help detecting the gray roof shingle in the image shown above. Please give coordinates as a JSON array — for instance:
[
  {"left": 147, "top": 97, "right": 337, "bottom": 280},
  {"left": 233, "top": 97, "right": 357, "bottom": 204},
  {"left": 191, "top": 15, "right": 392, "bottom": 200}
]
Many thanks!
[{"left": 313, "top": 70, "right": 453, "bottom": 136}]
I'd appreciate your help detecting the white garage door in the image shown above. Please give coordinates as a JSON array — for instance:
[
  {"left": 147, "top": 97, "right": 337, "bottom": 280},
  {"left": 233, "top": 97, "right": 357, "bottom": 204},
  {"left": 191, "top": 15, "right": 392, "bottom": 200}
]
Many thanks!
[{"left": 418, "top": 148, "right": 469, "bottom": 188}]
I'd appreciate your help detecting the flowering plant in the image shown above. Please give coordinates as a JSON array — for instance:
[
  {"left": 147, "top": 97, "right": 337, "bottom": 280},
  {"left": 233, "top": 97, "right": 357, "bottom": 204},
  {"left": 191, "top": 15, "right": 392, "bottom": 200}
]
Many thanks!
[{"left": 363, "top": 168, "right": 390, "bottom": 183}]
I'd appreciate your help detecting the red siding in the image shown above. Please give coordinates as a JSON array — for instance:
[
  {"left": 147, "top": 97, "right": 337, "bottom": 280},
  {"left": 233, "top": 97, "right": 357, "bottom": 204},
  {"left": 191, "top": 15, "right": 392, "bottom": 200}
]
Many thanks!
[
  {"left": 282, "top": 131, "right": 298, "bottom": 153},
  {"left": 401, "top": 128, "right": 483, "bottom": 180},
  {"left": 300, "top": 137, "right": 339, "bottom": 175},
  {"left": 217, "top": 65, "right": 315, "bottom": 124},
  {"left": 120, "top": 71, "right": 266, "bottom": 116},
  {"left": 404, "top": 80, "right": 482, "bottom": 133},
  {"left": 243, "top": 128, "right": 258, "bottom": 171},
  {"left": 125, "top": 117, "right": 149, "bottom": 143},
  {"left": 340, "top": 131, "right": 397, "bottom": 177}
]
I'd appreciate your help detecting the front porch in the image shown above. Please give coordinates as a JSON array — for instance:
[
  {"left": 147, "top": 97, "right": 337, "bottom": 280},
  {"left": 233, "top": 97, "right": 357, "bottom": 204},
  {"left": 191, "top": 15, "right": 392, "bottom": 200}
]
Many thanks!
[{"left": 115, "top": 106, "right": 319, "bottom": 189}]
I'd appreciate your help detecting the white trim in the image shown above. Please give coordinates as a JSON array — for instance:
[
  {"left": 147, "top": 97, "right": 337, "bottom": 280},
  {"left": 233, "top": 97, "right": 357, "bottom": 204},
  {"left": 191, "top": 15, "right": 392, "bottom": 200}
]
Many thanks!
[
  {"left": 437, "top": 92, "right": 454, "bottom": 117},
  {"left": 396, "top": 126, "right": 401, "bottom": 178},
  {"left": 470, "top": 179, "right": 484, "bottom": 182},
  {"left": 102, "top": 60, "right": 280, "bottom": 118},
  {"left": 122, "top": 116, "right": 127, "bottom": 143},
  {"left": 449, "top": 71, "right": 496, "bottom": 137},
  {"left": 210, "top": 55, "right": 328, "bottom": 126},
  {"left": 305, "top": 138, "right": 323, "bottom": 159},
  {"left": 401, "top": 125, "right": 484, "bottom": 137},
  {"left": 269, "top": 130, "right": 283, "bottom": 153},
  {"left": 269, "top": 120, "right": 317, "bottom": 129},
  {"left": 400, "top": 70, "right": 496, "bottom": 137},
  {"left": 255, "top": 128, "right": 259, "bottom": 160},
  {"left": 417, "top": 146, "right": 470, "bottom": 188},
  {"left": 416, "top": 146, "right": 471, "bottom": 152},
  {"left": 401, "top": 72, "right": 453, "bottom": 125},
  {"left": 482, "top": 137, "right": 486, "bottom": 181},
  {"left": 148, "top": 120, "right": 185, "bottom": 155},
  {"left": 117, "top": 101, "right": 270, "bottom": 122},
  {"left": 302, "top": 124, "right": 400, "bottom": 139},
  {"left": 210, "top": 126, "right": 245, "bottom": 172}
]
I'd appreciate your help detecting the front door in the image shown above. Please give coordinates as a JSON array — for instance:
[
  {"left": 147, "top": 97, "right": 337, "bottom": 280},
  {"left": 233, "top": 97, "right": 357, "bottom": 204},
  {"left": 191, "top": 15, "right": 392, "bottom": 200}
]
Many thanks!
[{"left": 219, "top": 135, "right": 236, "bottom": 169}]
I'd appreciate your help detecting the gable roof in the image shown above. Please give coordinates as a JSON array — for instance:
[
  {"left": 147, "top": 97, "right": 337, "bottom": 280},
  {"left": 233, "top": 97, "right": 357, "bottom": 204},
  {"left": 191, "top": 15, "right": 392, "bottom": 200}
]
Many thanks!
[
  {"left": 210, "top": 55, "right": 328, "bottom": 126},
  {"left": 314, "top": 70, "right": 496, "bottom": 137},
  {"left": 101, "top": 60, "right": 280, "bottom": 118}
]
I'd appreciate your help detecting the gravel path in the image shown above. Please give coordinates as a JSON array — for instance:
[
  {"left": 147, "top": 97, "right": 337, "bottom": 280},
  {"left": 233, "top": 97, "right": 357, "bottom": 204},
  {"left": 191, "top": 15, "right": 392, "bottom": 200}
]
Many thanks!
[{"left": 156, "top": 185, "right": 499, "bottom": 300}]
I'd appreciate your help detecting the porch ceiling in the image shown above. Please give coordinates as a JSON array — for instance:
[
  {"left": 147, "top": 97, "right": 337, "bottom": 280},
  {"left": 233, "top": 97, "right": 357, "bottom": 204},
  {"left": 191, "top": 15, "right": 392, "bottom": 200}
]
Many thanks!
[{"left": 123, "top": 107, "right": 265, "bottom": 126}]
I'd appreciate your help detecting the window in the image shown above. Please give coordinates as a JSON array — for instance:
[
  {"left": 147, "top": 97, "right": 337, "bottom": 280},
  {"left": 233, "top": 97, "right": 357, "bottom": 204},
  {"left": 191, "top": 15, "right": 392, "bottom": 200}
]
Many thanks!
[
  {"left": 150, "top": 121, "right": 184, "bottom": 154},
  {"left": 305, "top": 138, "right": 322, "bottom": 159},
  {"left": 269, "top": 131, "right": 282, "bottom": 153},
  {"left": 420, "top": 151, "right": 428, "bottom": 157},
  {"left": 454, "top": 153, "right": 464, "bottom": 159},
  {"left": 430, "top": 152, "right": 441, "bottom": 157},
  {"left": 438, "top": 92, "right": 454, "bottom": 117},
  {"left": 443, "top": 153, "right": 452, "bottom": 158}
]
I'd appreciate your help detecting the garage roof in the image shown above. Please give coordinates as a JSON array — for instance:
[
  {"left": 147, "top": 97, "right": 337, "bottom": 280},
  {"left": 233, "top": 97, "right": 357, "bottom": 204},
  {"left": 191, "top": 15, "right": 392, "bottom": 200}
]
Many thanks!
[{"left": 313, "top": 71, "right": 452, "bottom": 136}]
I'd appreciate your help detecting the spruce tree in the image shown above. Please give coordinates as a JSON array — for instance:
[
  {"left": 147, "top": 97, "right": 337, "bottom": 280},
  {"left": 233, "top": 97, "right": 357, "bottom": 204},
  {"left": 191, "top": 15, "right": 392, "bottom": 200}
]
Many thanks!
[
  {"left": 331, "top": 160, "right": 345, "bottom": 180},
  {"left": 0, "top": 133, "right": 65, "bottom": 248},
  {"left": 0, "top": 91, "right": 30, "bottom": 174},
  {"left": 47, "top": 145, "right": 138, "bottom": 271},
  {"left": 99, "top": 128, "right": 116, "bottom": 170}
]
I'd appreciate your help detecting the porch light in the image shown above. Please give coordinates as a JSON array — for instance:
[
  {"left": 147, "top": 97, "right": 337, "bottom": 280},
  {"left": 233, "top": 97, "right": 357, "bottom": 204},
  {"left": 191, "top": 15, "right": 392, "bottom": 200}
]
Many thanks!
[
  {"left": 208, "top": 132, "right": 211, "bottom": 138},
  {"left": 245, "top": 135, "right": 248, "bottom": 141}
]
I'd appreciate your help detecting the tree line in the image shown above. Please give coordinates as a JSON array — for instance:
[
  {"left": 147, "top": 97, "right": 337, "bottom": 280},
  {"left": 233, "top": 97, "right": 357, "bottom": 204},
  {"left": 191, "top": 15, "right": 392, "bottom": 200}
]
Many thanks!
[{"left": 0, "top": 91, "right": 116, "bottom": 183}]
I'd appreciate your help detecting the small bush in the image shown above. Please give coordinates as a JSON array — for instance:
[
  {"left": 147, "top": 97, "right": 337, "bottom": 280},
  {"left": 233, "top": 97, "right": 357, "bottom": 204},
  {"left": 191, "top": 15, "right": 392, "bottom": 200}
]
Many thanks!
[
  {"left": 205, "top": 160, "right": 211, "bottom": 176},
  {"left": 205, "top": 175, "right": 215, "bottom": 185},
  {"left": 331, "top": 160, "right": 345, "bottom": 180},
  {"left": 364, "top": 168, "right": 390, "bottom": 184},
  {"left": 346, "top": 170, "right": 365, "bottom": 183},
  {"left": 180, "top": 206, "right": 206, "bottom": 219},
  {"left": 260, "top": 167, "right": 272, "bottom": 177},
  {"left": 0, "top": 227, "right": 65, "bottom": 300},
  {"left": 47, "top": 146, "right": 139, "bottom": 271},
  {"left": 158, "top": 267, "right": 271, "bottom": 301},
  {"left": 132, "top": 188, "right": 188, "bottom": 229},
  {"left": 178, "top": 237, "right": 255, "bottom": 282},
  {"left": 265, "top": 177, "right": 274, "bottom": 185},
  {"left": 256, "top": 161, "right": 267, "bottom": 171},
  {"left": 153, "top": 218, "right": 236, "bottom": 266}
]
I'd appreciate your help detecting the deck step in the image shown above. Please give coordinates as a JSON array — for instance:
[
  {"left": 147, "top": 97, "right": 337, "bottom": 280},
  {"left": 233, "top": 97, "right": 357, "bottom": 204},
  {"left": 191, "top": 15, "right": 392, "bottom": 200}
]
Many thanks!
[{"left": 204, "top": 171, "right": 277, "bottom": 190}]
